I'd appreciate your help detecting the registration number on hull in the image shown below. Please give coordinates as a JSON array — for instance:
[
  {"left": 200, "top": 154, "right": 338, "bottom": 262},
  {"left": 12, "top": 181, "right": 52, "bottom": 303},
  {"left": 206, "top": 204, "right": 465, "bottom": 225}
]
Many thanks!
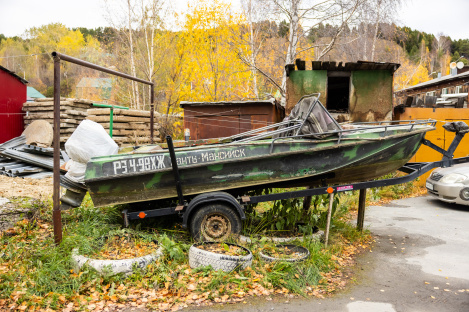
[{"left": 108, "top": 148, "right": 248, "bottom": 176}]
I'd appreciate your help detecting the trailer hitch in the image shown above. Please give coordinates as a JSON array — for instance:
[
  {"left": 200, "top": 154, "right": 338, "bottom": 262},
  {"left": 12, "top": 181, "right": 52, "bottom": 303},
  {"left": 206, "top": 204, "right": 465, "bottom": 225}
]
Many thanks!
[{"left": 422, "top": 121, "right": 469, "bottom": 167}]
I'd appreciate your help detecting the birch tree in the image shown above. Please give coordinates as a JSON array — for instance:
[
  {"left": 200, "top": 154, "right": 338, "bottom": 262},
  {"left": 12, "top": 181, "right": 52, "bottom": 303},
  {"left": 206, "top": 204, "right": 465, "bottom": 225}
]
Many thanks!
[
  {"left": 105, "top": 0, "right": 165, "bottom": 109},
  {"left": 238, "top": 0, "right": 363, "bottom": 106}
]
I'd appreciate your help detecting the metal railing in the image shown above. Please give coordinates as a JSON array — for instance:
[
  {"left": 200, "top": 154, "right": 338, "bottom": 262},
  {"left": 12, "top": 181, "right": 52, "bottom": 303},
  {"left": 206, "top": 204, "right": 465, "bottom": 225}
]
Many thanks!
[
  {"left": 92, "top": 103, "right": 130, "bottom": 138},
  {"left": 51, "top": 51, "right": 155, "bottom": 244},
  {"left": 223, "top": 93, "right": 436, "bottom": 145}
]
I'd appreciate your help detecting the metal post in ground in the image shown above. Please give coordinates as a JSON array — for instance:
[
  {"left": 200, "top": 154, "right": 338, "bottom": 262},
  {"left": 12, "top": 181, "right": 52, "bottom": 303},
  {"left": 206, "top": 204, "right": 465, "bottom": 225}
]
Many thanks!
[
  {"left": 357, "top": 188, "right": 367, "bottom": 231},
  {"left": 52, "top": 54, "right": 62, "bottom": 245},
  {"left": 324, "top": 189, "right": 334, "bottom": 247}
]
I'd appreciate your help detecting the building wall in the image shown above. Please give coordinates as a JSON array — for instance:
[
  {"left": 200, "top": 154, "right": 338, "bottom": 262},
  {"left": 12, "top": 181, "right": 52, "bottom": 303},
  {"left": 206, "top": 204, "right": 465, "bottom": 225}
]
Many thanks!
[
  {"left": 182, "top": 103, "right": 283, "bottom": 140},
  {"left": 395, "top": 77, "right": 469, "bottom": 106},
  {"left": 286, "top": 69, "right": 393, "bottom": 121},
  {"left": 0, "top": 70, "right": 26, "bottom": 143},
  {"left": 286, "top": 70, "right": 327, "bottom": 114},
  {"left": 350, "top": 70, "right": 393, "bottom": 121}
]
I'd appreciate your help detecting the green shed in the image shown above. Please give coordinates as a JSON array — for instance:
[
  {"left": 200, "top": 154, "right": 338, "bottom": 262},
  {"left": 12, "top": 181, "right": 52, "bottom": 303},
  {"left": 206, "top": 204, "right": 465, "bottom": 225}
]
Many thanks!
[{"left": 285, "top": 60, "right": 400, "bottom": 122}]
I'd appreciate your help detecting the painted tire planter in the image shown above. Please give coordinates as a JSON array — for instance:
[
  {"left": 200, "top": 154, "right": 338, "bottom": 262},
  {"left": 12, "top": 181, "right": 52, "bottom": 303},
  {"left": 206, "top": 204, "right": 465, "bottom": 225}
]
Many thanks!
[
  {"left": 71, "top": 246, "right": 163, "bottom": 275},
  {"left": 259, "top": 244, "right": 310, "bottom": 263},
  {"left": 239, "top": 230, "right": 324, "bottom": 243},
  {"left": 189, "top": 242, "right": 252, "bottom": 272}
]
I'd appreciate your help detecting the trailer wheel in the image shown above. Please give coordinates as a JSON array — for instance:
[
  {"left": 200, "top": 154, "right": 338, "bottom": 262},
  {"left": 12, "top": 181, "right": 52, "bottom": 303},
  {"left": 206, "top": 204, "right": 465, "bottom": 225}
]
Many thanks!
[{"left": 190, "top": 203, "right": 242, "bottom": 241}]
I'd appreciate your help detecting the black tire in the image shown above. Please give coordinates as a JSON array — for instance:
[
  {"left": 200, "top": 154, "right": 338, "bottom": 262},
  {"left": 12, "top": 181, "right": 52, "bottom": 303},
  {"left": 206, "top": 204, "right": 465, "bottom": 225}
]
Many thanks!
[{"left": 189, "top": 203, "right": 242, "bottom": 241}]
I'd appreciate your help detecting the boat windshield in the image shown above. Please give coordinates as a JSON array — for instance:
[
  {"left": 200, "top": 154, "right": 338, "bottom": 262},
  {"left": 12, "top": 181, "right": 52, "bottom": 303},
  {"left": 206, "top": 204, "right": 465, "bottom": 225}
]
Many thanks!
[{"left": 290, "top": 96, "right": 342, "bottom": 136}]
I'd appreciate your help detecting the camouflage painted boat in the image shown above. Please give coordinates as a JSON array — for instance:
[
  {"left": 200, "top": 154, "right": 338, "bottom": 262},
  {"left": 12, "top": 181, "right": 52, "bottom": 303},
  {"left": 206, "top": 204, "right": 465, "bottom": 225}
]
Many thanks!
[{"left": 82, "top": 95, "right": 436, "bottom": 207}]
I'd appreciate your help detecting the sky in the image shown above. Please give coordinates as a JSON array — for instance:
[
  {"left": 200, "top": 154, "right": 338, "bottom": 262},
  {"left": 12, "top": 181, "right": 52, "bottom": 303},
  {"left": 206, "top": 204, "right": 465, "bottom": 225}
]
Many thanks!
[
  {"left": 397, "top": 0, "right": 469, "bottom": 40},
  {"left": 0, "top": 0, "right": 468, "bottom": 40}
]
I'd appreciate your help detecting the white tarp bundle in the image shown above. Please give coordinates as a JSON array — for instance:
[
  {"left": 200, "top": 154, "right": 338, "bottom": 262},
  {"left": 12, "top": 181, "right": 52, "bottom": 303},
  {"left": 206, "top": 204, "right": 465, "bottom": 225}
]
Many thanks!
[{"left": 65, "top": 120, "right": 118, "bottom": 182}]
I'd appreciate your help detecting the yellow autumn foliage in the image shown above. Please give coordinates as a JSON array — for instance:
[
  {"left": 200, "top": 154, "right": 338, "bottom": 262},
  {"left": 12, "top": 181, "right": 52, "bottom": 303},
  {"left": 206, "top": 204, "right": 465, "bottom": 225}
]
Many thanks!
[
  {"left": 394, "top": 57, "right": 430, "bottom": 91},
  {"left": 180, "top": 0, "right": 250, "bottom": 102}
]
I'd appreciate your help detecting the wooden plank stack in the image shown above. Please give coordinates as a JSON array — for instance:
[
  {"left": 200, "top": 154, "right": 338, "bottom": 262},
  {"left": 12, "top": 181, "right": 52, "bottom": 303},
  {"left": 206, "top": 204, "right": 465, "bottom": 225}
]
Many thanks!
[
  {"left": 86, "top": 108, "right": 161, "bottom": 146},
  {"left": 23, "top": 98, "right": 167, "bottom": 147},
  {"left": 23, "top": 98, "right": 93, "bottom": 143}
]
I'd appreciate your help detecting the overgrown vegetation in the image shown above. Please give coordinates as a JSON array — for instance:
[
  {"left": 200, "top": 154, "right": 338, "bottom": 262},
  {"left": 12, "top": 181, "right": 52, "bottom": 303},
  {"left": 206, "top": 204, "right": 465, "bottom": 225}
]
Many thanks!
[
  {"left": 0, "top": 193, "right": 370, "bottom": 310},
  {"left": 243, "top": 188, "right": 342, "bottom": 237},
  {"left": 0, "top": 178, "right": 425, "bottom": 310}
]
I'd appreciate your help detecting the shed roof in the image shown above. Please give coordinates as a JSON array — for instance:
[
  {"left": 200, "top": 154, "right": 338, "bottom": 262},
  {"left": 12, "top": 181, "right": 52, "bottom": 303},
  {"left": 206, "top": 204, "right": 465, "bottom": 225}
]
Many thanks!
[
  {"left": 0, "top": 65, "right": 28, "bottom": 84},
  {"left": 180, "top": 99, "right": 277, "bottom": 108},
  {"left": 311, "top": 60, "right": 400, "bottom": 72},
  {"left": 286, "top": 60, "right": 400, "bottom": 77},
  {"left": 396, "top": 71, "right": 469, "bottom": 93},
  {"left": 76, "top": 77, "right": 112, "bottom": 88}
]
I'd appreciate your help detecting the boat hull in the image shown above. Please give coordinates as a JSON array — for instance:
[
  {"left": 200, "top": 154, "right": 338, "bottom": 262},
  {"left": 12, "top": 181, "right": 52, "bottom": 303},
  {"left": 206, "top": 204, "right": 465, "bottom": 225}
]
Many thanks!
[{"left": 85, "top": 129, "right": 428, "bottom": 207}]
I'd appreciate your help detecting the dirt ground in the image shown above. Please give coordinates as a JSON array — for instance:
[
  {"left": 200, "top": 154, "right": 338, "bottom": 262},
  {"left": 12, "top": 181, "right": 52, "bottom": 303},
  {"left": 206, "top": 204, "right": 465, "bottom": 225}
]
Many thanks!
[
  {"left": 0, "top": 175, "right": 53, "bottom": 232},
  {"left": 0, "top": 175, "right": 53, "bottom": 199}
]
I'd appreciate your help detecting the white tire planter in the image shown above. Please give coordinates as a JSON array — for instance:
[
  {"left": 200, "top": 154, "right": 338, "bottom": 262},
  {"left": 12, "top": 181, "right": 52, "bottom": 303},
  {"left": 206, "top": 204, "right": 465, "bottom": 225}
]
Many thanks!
[
  {"left": 239, "top": 230, "right": 324, "bottom": 243},
  {"left": 189, "top": 243, "right": 252, "bottom": 272},
  {"left": 71, "top": 247, "right": 163, "bottom": 276},
  {"left": 259, "top": 244, "right": 310, "bottom": 263}
]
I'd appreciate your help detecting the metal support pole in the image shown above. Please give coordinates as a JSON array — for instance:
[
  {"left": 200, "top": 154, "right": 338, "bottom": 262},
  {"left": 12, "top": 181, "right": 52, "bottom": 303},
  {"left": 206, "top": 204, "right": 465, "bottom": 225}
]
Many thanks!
[
  {"left": 150, "top": 104, "right": 154, "bottom": 144},
  {"left": 166, "top": 136, "right": 184, "bottom": 206},
  {"left": 324, "top": 192, "right": 333, "bottom": 247},
  {"left": 357, "top": 188, "right": 367, "bottom": 231},
  {"left": 109, "top": 105, "right": 114, "bottom": 138},
  {"left": 52, "top": 55, "right": 62, "bottom": 244},
  {"left": 92, "top": 103, "right": 128, "bottom": 138},
  {"left": 150, "top": 84, "right": 154, "bottom": 144}
]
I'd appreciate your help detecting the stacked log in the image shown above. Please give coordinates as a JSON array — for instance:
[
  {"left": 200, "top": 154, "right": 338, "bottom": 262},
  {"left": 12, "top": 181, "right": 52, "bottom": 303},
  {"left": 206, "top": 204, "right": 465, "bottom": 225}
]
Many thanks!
[
  {"left": 23, "top": 98, "right": 93, "bottom": 143},
  {"left": 86, "top": 108, "right": 161, "bottom": 146}
]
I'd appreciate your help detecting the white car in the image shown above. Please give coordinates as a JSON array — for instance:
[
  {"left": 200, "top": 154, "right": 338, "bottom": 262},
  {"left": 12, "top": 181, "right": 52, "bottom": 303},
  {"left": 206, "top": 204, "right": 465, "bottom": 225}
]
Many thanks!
[{"left": 426, "top": 163, "right": 469, "bottom": 206}]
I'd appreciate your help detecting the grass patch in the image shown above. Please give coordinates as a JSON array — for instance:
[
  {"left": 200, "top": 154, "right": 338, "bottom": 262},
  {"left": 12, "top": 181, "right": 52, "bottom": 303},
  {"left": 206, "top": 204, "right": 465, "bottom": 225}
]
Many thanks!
[{"left": 0, "top": 189, "right": 374, "bottom": 310}]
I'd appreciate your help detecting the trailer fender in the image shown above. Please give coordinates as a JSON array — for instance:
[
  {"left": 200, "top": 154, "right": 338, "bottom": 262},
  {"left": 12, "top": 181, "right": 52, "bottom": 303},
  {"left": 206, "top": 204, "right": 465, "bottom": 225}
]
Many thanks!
[{"left": 182, "top": 192, "right": 245, "bottom": 228}]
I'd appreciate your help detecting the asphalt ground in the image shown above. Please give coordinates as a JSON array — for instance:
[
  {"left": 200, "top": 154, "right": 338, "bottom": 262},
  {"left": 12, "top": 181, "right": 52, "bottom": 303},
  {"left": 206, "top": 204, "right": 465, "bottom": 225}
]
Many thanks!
[{"left": 187, "top": 195, "right": 469, "bottom": 312}]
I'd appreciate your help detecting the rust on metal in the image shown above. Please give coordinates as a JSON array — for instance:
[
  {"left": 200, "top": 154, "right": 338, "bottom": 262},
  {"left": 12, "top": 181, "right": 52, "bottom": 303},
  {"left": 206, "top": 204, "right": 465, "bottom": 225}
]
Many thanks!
[
  {"left": 180, "top": 100, "right": 284, "bottom": 140},
  {"left": 52, "top": 55, "right": 62, "bottom": 245},
  {"left": 51, "top": 51, "right": 154, "bottom": 244}
]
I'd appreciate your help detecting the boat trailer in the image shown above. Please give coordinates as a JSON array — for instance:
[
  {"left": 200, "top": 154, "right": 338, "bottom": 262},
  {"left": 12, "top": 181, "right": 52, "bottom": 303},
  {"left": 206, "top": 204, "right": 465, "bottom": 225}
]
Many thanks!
[{"left": 122, "top": 122, "right": 469, "bottom": 239}]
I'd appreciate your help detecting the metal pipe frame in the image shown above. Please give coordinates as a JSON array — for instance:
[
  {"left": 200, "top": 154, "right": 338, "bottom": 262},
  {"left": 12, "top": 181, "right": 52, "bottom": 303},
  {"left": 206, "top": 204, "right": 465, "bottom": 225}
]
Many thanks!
[
  {"left": 222, "top": 119, "right": 303, "bottom": 141},
  {"left": 244, "top": 156, "right": 469, "bottom": 205},
  {"left": 51, "top": 52, "right": 155, "bottom": 244},
  {"left": 91, "top": 103, "right": 129, "bottom": 139},
  {"left": 53, "top": 56, "right": 62, "bottom": 244}
]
